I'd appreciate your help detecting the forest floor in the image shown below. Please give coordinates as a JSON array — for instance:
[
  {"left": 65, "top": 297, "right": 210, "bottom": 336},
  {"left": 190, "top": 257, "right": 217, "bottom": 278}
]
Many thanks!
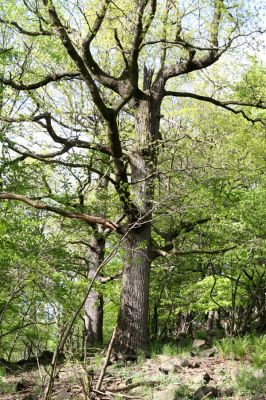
[{"left": 0, "top": 344, "right": 266, "bottom": 400}]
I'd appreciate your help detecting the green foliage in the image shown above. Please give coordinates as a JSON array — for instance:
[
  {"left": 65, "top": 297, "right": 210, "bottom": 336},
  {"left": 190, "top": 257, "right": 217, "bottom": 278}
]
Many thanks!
[{"left": 0, "top": 366, "right": 5, "bottom": 378}]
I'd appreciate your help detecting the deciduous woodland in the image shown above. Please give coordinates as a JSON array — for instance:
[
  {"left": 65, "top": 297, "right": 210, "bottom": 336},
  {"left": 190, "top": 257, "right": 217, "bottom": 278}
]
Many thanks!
[{"left": 0, "top": 0, "right": 265, "bottom": 399}]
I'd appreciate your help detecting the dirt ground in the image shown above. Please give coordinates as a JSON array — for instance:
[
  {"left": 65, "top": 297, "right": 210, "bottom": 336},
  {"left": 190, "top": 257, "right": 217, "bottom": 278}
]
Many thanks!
[{"left": 0, "top": 349, "right": 265, "bottom": 399}]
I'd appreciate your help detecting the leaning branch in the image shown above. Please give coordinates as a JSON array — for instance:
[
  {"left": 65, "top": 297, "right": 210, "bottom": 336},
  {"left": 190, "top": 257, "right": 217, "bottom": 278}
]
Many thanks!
[
  {"left": 0, "top": 17, "right": 52, "bottom": 36},
  {"left": 0, "top": 192, "right": 118, "bottom": 230},
  {"left": 43, "top": 220, "right": 135, "bottom": 399}
]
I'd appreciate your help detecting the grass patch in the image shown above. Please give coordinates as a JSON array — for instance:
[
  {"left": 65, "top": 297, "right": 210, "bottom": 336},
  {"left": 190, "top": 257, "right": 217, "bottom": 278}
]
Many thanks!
[
  {"left": 136, "top": 350, "right": 146, "bottom": 366},
  {"left": 0, "top": 367, "right": 17, "bottom": 394},
  {"left": 0, "top": 368, "right": 16, "bottom": 395},
  {"left": 236, "top": 367, "right": 266, "bottom": 396},
  {"left": 174, "top": 383, "right": 192, "bottom": 399},
  {"left": 249, "top": 335, "right": 266, "bottom": 368},
  {"left": 90, "top": 353, "right": 104, "bottom": 369}
]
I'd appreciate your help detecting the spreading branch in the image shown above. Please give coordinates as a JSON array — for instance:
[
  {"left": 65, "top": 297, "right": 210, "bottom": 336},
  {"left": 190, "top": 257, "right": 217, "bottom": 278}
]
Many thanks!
[
  {"left": 3, "top": 143, "right": 117, "bottom": 186},
  {"left": 0, "top": 72, "right": 80, "bottom": 91},
  {"left": 82, "top": 0, "right": 123, "bottom": 94},
  {"left": 153, "top": 218, "right": 211, "bottom": 254},
  {"left": 153, "top": 0, "right": 225, "bottom": 86},
  {"left": 1, "top": 113, "right": 112, "bottom": 156},
  {"left": 42, "top": 0, "right": 137, "bottom": 218},
  {"left": 43, "top": 0, "right": 111, "bottom": 120},
  {"left": 152, "top": 245, "right": 237, "bottom": 259},
  {"left": 164, "top": 91, "right": 266, "bottom": 124}
]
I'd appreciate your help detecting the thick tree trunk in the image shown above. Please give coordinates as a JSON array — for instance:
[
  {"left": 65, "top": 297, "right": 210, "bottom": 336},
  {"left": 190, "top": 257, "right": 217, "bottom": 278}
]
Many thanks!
[
  {"left": 84, "top": 234, "right": 105, "bottom": 353},
  {"left": 180, "top": 311, "right": 193, "bottom": 335},
  {"left": 114, "top": 223, "right": 152, "bottom": 358},
  {"left": 114, "top": 92, "right": 162, "bottom": 357},
  {"left": 84, "top": 291, "right": 103, "bottom": 346}
]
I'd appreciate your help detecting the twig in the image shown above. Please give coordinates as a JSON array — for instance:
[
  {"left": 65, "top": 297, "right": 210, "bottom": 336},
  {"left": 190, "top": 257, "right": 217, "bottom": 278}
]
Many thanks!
[
  {"left": 106, "top": 380, "right": 160, "bottom": 392},
  {"left": 106, "top": 392, "right": 143, "bottom": 399},
  {"left": 93, "top": 388, "right": 113, "bottom": 398},
  {"left": 200, "top": 391, "right": 214, "bottom": 400},
  {"left": 96, "top": 324, "right": 118, "bottom": 390},
  {"left": 43, "top": 231, "right": 128, "bottom": 399}
]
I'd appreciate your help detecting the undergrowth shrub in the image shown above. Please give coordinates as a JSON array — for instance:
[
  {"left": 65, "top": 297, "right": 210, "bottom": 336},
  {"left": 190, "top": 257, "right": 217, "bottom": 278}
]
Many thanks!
[
  {"left": 151, "top": 339, "right": 193, "bottom": 358},
  {"left": 193, "top": 330, "right": 208, "bottom": 340},
  {"left": 216, "top": 334, "right": 266, "bottom": 366}
]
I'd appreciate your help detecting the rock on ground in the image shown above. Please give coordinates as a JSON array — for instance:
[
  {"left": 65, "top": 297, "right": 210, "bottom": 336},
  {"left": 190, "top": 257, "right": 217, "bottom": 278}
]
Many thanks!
[{"left": 193, "top": 385, "right": 219, "bottom": 400}]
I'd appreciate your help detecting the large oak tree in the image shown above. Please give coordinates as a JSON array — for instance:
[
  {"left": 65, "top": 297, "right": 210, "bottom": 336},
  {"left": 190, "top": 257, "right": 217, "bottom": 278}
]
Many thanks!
[{"left": 0, "top": 0, "right": 265, "bottom": 358}]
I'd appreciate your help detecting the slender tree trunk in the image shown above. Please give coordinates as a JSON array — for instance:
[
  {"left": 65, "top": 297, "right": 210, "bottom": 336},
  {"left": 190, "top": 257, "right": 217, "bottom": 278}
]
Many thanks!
[
  {"left": 84, "top": 234, "right": 105, "bottom": 353},
  {"left": 180, "top": 311, "right": 193, "bottom": 335},
  {"left": 152, "top": 304, "right": 158, "bottom": 339},
  {"left": 206, "top": 310, "right": 219, "bottom": 332},
  {"left": 256, "top": 286, "right": 266, "bottom": 332}
]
